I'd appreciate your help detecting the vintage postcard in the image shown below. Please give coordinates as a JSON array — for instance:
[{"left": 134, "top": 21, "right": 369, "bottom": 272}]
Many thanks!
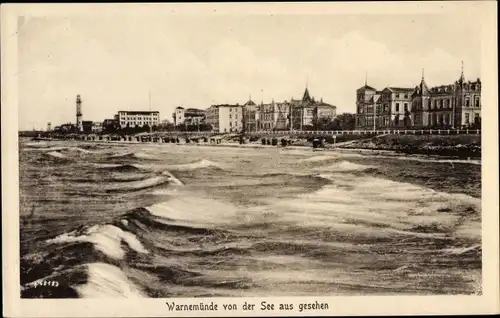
[{"left": 2, "top": 2, "right": 499, "bottom": 317}]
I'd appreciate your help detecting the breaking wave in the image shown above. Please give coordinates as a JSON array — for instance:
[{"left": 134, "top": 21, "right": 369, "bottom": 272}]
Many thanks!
[
  {"left": 93, "top": 163, "right": 144, "bottom": 172},
  {"left": 104, "top": 176, "right": 169, "bottom": 193},
  {"left": 108, "top": 152, "right": 157, "bottom": 160},
  {"left": 298, "top": 155, "right": 338, "bottom": 163},
  {"left": 312, "top": 160, "right": 378, "bottom": 173},
  {"left": 167, "top": 159, "right": 224, "bottom": 171},
  {"left": 76, "top": 263, "right": 145, "bottom": 298},
  {"left": 46, "top": 224, "right": 148, "bottom": 260},
  {"left": 45, "top": 151, "right": 69, "bottom": 160}
]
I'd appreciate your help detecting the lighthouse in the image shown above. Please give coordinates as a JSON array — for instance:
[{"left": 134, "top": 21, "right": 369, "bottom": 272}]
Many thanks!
[{"left": 76, "top": 94, "right": 83, "bottom": 132}]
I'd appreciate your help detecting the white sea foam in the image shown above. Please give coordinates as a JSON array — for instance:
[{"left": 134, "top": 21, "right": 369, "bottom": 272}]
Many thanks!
[
  {"left": 167, "top": 159, "right": 223, "bottom": 171},
  {"left": 313, "top": 160, "right": 375, "bottom": 172},
  {"left": 397, "top": 156, "right": 481, "bottom": 165},
  {"left": 147, "top": 196, "right": 238, "bottom": 227},
  {"left": 298, "top": 155, "right": 338, "bottom": 163},
  {"left": 76, "top": 263, "right": 145, "bottom": 298},
  {"left": 134, "top": 152, "right": 157, "bottom": 160},
  {"left": 263, "top": 174, "right": 480, "bottom": 239},
  {"left": 46, "top": 225, "right": 148, "bottom": 260},
  {"left": 45, "top": 151, "right": 67, "bottom": 159},
  {"left": 106, "top": 176, "right": 168, "bottom": 192},
  {"left": 64, "top": 147, "right": 92, "bottom": 154},
  {"left": 161, "top": 170, "right": 184, "bottom": 186}
]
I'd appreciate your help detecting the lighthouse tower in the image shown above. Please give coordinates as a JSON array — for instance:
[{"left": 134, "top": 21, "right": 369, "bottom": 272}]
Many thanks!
[{"left": 76, "top": 94, "right": 83, "bottom": 132}]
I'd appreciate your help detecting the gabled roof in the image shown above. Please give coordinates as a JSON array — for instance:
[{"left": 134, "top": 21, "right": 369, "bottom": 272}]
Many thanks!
[
  {"left": 386, "top": 87, "right": 414, "bottom": 92},
  {"left": 357, "top": 84, "right": 376, "bottom": 91},
  {"left": 244, "top": 99, "right": 257, "bottom": 106}
]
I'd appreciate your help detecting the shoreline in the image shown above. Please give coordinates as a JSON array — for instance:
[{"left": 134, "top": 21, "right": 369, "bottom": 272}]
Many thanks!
[{"left": 23, "top": 137, "right": 481, "bottom": 162}]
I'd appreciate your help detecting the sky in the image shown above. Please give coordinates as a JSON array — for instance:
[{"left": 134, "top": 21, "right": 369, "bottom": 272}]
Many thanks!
[{"left": 18, "top": 12, "right": 481, "bottom": 130}]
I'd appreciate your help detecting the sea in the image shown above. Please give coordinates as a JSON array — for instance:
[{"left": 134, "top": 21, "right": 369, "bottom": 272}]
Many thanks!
[{"left": 19, "top": 138, "right": 482, "bottom": 298}]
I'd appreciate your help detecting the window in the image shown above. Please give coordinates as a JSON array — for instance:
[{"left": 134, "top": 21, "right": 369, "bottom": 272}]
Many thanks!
[
  {"left": 465, "top": 113, "right": 470, "bottom": 124},
  {"left": 444, "top": 100, "right": 448, "bottom": 108},
  {"left": 404, "top": 103, "right": 408, "bottom": 112},
  {"left": 474, "top": 113, "right": 480, "bottom": 123},
  {"left": 395, "top": 103, "right": 400, "bottom": 112},
  {"left": 404, "top": 93, "right": 409, "bottom": 98},
  {"left": 475, "top": 97, "right": 480, "bottom": 107},
  {"left": 440, "top": 100, "right": 444, "bottom": 108},
  {"left": 396, "top": 93, "right": 400, "bottom": 98},
  {"left": 383, "top": 104, "right": 389, "bottom": 112},
  {"left": 465, "top": 98, "right": 470, "bottom": 107},
  {"left": 394, "top": 115, "right": 399, "bottom": 125}
]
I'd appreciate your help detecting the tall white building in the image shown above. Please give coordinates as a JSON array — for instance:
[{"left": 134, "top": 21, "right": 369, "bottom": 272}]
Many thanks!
[
  {"left": 116, "top": 111, "right": 160, "bottom": 128},
  {"left": 205, "top": 104, "right": 243, "bottom": 133}
]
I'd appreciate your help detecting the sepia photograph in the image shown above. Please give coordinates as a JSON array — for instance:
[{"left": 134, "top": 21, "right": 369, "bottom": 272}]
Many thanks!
[{"left": 2, "top": 2, "right": 499, "bottom": 317}]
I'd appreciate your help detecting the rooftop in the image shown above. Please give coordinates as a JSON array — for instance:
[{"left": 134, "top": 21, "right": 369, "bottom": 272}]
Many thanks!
[
  {"left": 118, "top": 110, "right": 160, "bottom": 114},
  {"left": 385, "top": 87, "right": 414, "bottom": 92}
]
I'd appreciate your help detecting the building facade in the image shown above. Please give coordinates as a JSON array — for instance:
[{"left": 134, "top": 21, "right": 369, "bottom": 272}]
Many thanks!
[
  {"left": 242, "top": 99, "right": 260, "bottom": 132},
  {"left": 355, "top": 67, "right": 481, "bottom": 130},
  {"left": 244, "top": 87, "right": 336, "bottom": 131},
  {"left": 82, "top": 120, "right": 93, "bottom": 134},
  {"left": 116, "top": 111, "right": 160, "bottom": 128},
  {"left": 205, "top": 104, "right": 243, "bottom": 133},
  {"left": 259, "top": 100, "right": 292, "bottom": 131},
  {"left": 172, "top": 107, "right": 206, "bottom": 126},
  {"left": 91, "top": 122, "right": 103, "bottom": 133}
]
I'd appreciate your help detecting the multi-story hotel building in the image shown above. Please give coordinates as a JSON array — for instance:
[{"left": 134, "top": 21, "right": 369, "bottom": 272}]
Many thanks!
[
  {"left": 205, "top": 104, "right": 243, "bottom": 133},
  {"left": 116, "top": 110, "right": 160, "bottom": 128},
  {"left": 355, "top": 66, "right": 481, "bottom": 130}
]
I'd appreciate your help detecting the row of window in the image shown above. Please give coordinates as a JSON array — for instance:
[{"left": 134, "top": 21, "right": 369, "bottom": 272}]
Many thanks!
[
  {"left": 395, "top": 93, "right": 410, "bottom": 99},
  {"left": 395, "top": 103, "right": 409, "bottom": 112},
  {"left": 464, "top": 113, "right": 480, "bottom": 124},
  {"left": 119, "top": 113, "right": 158, "bottom": 117},
  {"left": 120, "top": 121, "right": 156, "bottom": 125}
]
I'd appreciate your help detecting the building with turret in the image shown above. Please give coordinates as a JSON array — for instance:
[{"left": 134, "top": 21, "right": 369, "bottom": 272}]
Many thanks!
[
  {"left": 291, "top": 87, "right": 337, "bottom": 130},
  {"left": 355, "top": 63, "right": 481, "bottom": 130}
]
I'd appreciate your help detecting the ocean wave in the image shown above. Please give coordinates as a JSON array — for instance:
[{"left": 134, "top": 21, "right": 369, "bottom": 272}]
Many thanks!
[
  {"left": 62, "top": 147, "right": 94, "bottom": 154},
  {"left": 166, "top": 159, "right": 224, "bottom": 171},
  {"left": 298, "top": 155, "right": 338, "bottom": 163},
  {"left": 46, "top": 224, "right": 148, "bottom": 260},
  {"left": 45, "top": 151, "right": 69, "bottom": 160},
  {"left": 397, "top": 156, "right": 481, "bottom": 165},
  {"left": 161, "top": 170, "right": 184, "bottom": 186},
  {"left": 24, "top": 146, "right": 69, "bottom": 152},
  {"left": 93, "top": 163, "right": 144, "bottom": 172},
  {"left": 105, "top": 176, "right": 169, "bottom": 192},
  {"left": 313, "top": 160, "right": 377, "bottom": 173},
  {"left": 146, "top": 197, "right": 239, "bottom": 228},
  {"left": 76, "top": 263, "right": 145, "bottom": 298},
  {"left": 109, "top": 152, "right": 157, "bottom": 160}
]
